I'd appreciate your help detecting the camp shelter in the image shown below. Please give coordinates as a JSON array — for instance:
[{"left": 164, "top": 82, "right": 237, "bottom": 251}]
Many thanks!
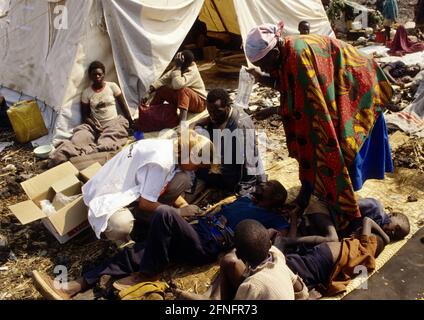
[{"left": 0, "top": 0, "right": 333, "bottom": 142}]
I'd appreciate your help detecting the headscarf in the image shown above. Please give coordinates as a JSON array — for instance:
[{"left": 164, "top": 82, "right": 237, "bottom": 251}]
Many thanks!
[{"left": 245, "top": 21, "right": 285, "bottom": 63}]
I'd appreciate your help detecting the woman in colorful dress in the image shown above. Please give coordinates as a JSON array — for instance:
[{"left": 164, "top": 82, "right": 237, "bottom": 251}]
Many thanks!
[{"left": 245, "top": 22, "right": 394, "bottom": 229}]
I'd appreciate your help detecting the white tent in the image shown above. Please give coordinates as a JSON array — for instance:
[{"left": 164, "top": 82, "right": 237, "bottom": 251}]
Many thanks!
[{"left": 0, "top": 0, "right": 333, "bottom": 142}]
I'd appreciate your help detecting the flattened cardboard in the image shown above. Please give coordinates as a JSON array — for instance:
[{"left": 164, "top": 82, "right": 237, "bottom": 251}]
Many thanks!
[
  {"left": 80, "top": 162, "right": 102, "bottom": 182},
  {"left": 8, "top": 200, "right": 46, "bottom": 224}
]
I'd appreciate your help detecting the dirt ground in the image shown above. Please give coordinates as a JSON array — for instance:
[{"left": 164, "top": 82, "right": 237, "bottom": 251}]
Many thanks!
[{"left": 1, "top": 0, "right": 423, "bottom": 300}]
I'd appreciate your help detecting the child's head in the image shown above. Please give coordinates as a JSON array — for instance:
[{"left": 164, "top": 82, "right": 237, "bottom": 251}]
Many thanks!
[
  {"left": 383, "top": 212, "right": 410, "bottom": 241},
  {"left": 181, "top": 50, "right": 195, "bottom": 69},
  {"left": 298, "top": 20, "right": 310, "bottom": 35},
  {"left": 235, "top": 220, "right": 271, "bottom": 267},
  {"left": 88, "top": 61, "right": 106, "bottom": 85},
  {"left": 252, "top": 180, "right": 287, "bottom": 209}
]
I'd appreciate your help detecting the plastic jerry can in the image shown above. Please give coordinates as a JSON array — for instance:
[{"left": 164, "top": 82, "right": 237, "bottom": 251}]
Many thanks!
[{"left": 7, "top": 100, "right": 48, "bottom": 143}]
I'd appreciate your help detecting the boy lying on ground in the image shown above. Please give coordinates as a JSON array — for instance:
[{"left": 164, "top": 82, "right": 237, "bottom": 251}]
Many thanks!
[
  {"left": 32, "top": 181, "right": 292, "bottom": 300},
  {"left": 173, "top": 219, "right": 309, "bottom": 300},
  {"left": 283, "top": 197, "right": 410, "bottom": 247},
  {"left": 277, "top": 216, "right": 389, "bottom": 297}
]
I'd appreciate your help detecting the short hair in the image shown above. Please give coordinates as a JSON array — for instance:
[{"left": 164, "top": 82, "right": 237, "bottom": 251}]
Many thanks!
[
  {"left": 207, "top": 89, "right": 230, "bottom": 107},
  {"left": 299, "top": 20, "right": 310, "bottom": 28},
  {"left": 265, "top": 180, "right": 288, "bottom": 208},
  {"left": 235, "top": 220, "right": 271, "bottom": 266},
  {"left": 88, "top": 61, "right": 105, "bottom": 74},
  {"left": 391, "top": 212, "right": 410, "bottom": 241},
  {"left": 182, "top": 50, "right": 195, "bottom": 66}
]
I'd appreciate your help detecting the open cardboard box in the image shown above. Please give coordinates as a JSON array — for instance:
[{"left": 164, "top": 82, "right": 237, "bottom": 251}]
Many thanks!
[{"left": 8, "top": 162, "right": 102, "bottom": 244}]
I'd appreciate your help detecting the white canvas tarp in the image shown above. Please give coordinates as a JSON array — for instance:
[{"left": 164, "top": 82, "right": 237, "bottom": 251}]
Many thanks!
[{"left": 0, "top": 0, "right": 333, "bottom": 142}]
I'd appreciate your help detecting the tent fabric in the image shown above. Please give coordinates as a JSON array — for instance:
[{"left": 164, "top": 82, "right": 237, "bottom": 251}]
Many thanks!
[
  {"left": 234, "top": 0, "right": 334, "bottom": 39},
  {"left": 0, "top": 0, "right": 333, "bottom": 143},
  {"left": 102, "top": 0, "right": 205, "bottom": 109}
]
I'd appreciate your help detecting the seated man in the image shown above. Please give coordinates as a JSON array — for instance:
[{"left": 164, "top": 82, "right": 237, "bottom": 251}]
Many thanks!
[
  {"left": 284, "top": 197, "right": 410, "bottom": 247},
  {"left": 298, "top": 21, "right": 310, "bottom": 35},
  {"left": 148, "top": 50, "right": 207, "bottom": 122},
  {"left": 195, "top": 89, "right": 265, "bottom": 195},
  {"left": 32, "top": 180, "right": 291, "bottom": 300},
  {"left": 49, "top": 61, "right": 134, "bottom": 168},
  {"left": 82, "top": 130, "right": 214, "bottom": 246},
  {"left": 279, "top": 217, "right": 389, "bottom": 297},
  {"left": 174, "top": 220, "right": 308, "bottom": 300}
]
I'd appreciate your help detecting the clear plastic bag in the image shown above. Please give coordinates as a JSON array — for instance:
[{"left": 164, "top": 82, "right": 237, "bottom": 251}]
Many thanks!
[
  {"left": 40, "top": 200, "right": 57, "bottom": 217},
  {"left": 234, "top": 66, "right": 255, "bottom": 110},
  {"left": 52, "top": 192, "right": 81, "bottom": 210}
]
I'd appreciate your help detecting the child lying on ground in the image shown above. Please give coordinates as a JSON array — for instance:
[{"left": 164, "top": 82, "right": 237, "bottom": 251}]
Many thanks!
[
  {"left": 173, "top": 219, "right": 309, "bottom": 300},
  {"left": 277, "top": 216, "right": 390, "bottom": 297},
  {"left": 284, "top": 197, "right": 410, "bottom": 247}
]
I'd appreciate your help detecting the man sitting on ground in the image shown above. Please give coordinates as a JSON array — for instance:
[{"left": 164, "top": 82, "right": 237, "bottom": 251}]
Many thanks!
[
  {"left": 82, "top": 130, "right": 213, "bottom": 247},
  {"left": 49, "top": 61, "right": 134, "bottom": 168},
  {"left": 32, "top": 181, "right": 291, "bottom": 300},
  {"left": 174, "top": 220, "right": 309, "bottom": 300},
  {"left": 148, "top": 50, "right": 207, "bottom": 122},
  {"left": 195, "top": 89, "right": 265, "bottom": 196}
]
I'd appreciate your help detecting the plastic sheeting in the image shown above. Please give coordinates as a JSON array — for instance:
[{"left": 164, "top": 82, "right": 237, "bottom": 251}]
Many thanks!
[{"left": 233, "top": 0, "right": 334, "bottom": 38}]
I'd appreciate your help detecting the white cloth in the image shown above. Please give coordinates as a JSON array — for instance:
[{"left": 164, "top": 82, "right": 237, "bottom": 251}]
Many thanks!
[
  {"left": 235, "top": 246, "right": 297, "bottom": 300},
  {"left": 82, "top": 139, "right": 177, "bottom": 238},
  {"left": 81, "top": 81, "right": 122, "bottom": 125}
]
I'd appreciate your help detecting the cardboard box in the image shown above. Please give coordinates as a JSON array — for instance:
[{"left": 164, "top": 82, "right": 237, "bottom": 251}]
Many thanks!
[{"left": 8, "top": 162, "right": 102, "bottom": 244}]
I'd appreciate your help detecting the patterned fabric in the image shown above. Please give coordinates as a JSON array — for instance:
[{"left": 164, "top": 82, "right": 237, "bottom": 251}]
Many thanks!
[{"left": 278, "top": 35, "right": 393, "bottom": 219}]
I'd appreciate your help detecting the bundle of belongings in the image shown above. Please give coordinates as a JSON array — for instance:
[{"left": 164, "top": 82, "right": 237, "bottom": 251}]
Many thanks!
[{"left": 388, "top": 26, "right": 424, "bottom": 56}]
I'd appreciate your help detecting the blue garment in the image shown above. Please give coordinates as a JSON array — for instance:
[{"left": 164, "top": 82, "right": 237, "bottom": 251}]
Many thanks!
[
  {"left": 218, "top": 197, "right": 289, "bottom": 231},
  {"left": 349, "top": 114, "right": 394, "bottom": 192},
  {"left": 383, "top": 0, "right": 399, "bottom": 20},
  {"left": 340, "top": 198, "right": 391, "bottom": 237}
]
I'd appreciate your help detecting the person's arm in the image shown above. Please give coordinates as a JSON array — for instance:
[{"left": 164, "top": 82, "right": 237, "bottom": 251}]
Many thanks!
[
  {"left": 81, "top": 101, "right": 91, "bottom": 123},
  {"left": 284, "top": 214, "right": 339, "bottom": 246},
  {"left": 138, "top": 197, "right": 161, "bottom": 212},
  {"left": 362, "top": 217, "right": 390, "bottom": 244},
  {"left": 174, "top": 195, "right": 188, "bottom": 208},
  {"left": 246, "top": 68, "right": 279, "bottom": 89},
  {"left": 116, "top": 94, "right": 134, "bottom": 127},
  {"left": 179, "top": 109, "right": 188, "bottom": 122},
  {"left": 151, "top": 69, "right": 173, "bottom": 91},
  {"left": 383, "top": 67, "right": 399, "bottom": 85},
  {"left": 170, "top": 66, "right": 198, "bottom": 90}
]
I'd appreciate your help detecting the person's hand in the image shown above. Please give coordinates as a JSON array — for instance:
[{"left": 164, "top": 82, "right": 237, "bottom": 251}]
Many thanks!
[
  {"left": 246, "top": 67, "right": 263, "bottom": 82},
  {"left": 175, "top": 52, "right": 185, "bottom": 68},
  {"left": 178, "top": 205, "right": 202, "bottom": 217}
]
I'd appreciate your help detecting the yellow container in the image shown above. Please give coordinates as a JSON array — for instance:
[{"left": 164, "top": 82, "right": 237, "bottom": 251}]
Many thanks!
[{"left": 7, "top": 100, "right": 48, "bottom": 144}]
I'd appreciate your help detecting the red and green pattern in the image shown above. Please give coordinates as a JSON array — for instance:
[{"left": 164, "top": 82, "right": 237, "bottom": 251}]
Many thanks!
[{"left": 279, "top": 35, "right": 393, "bottom": 219}]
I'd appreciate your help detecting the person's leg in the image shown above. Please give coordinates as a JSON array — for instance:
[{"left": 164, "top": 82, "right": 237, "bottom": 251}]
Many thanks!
[
  {"left": 138, "top": 205, "right": 214, "bottom": 277},
  {"left": 48, "top": 124, "right": 96, "bottom": 167},
  {"left": 219, "top": 251, "right": 246, "bottom": 300},
  {"left": 158, "top": 171, "right": 192, "bottom": 205},
  {"left": 95, "top": 116, "right": 129, "bottom": 153},
  {"left": 150, "top": 86, "right": 179, "bottom": 106},
  {"left": 177, "top": 87, "right": 206, "bottom": 113}
]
